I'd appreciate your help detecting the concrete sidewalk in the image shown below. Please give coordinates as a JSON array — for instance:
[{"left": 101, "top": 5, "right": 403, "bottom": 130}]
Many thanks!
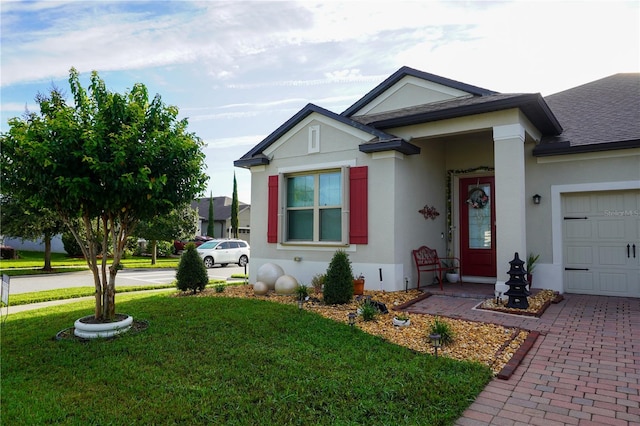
[{"left": 407, "top": 293, "right": 640, "bottom": 425}]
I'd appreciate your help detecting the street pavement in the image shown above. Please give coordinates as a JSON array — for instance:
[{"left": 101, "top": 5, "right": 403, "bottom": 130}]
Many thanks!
[{"left": 6, "top": 265, "right": 246, "bottom": 294}]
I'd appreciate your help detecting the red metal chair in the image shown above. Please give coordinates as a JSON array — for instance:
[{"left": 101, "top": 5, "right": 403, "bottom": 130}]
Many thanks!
[{"left": 412, "top": 246, "right": 461, "bottom": 290}]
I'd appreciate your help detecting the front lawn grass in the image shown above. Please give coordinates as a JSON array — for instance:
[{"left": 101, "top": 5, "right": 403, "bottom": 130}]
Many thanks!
[{"left": 1, "top": 293, "right": 492, "bottom": 425}]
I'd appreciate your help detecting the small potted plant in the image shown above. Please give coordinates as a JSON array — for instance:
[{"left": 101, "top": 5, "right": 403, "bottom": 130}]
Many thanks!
[
  {"left": 392, "top": 312, "right": 411, "bottom": 327},
  {"left": 353, "top": 273, "right": 365, "bottom": 296},
  {"left": 443, "top": 261, "right": 459, "bottom": 283}
]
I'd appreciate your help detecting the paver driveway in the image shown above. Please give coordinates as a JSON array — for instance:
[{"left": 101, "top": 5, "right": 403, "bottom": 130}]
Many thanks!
[{"left": 407, "top": 293, "right": 640, "bottom": 425}]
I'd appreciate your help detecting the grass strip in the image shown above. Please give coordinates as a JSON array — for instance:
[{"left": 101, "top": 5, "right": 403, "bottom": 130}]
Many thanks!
[
  {"left": 7, "top": 280, "right": 229, "bottom": 306},
  {"left": 1, "top": 293, "right": 492, "bottom": 425}
]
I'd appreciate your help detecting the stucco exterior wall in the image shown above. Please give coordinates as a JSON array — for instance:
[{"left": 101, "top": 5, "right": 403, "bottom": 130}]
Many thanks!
[
  {"left": 525, "top": 145, "right": 640, "bottom": 293},
  {"left": 390, "top": 141, "right": 447, "bottom": 289}
]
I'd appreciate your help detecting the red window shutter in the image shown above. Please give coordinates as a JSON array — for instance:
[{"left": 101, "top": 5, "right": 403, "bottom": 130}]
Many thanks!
[
  {"left": 267, "top": 175, "right": 278, "bottom": 243},
  {"left": 349, "top": 166, "right": 368, "bottom": 244}
]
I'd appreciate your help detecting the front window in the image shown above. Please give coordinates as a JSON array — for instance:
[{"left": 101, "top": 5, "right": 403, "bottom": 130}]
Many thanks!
[{"left": 286, "top": 171, "right": 342, "bottom": 242}]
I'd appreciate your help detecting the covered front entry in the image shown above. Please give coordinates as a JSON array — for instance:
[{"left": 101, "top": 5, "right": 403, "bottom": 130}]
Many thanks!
[
  {"left": 563, "top": 190, "right": 640, "bottom": 297},
  {"left": 459, "top": 176, "right": 496, "bottom": 277}
]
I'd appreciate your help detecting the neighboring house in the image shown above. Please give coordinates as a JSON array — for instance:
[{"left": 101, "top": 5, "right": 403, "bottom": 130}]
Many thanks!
[
  {"left": 235, "top": 66, "right": 639, "bottom": 298},
  {"left": 1, "top": 235, "right": 66, "bottom": 253},
  {"left": 192, "top": 196, "right": 251, "bottom": 245}
]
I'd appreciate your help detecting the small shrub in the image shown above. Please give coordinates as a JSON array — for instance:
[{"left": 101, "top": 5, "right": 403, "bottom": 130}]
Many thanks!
[
  {"left": 215, "top": 284, "right": 226, "bottom": 293},
  {"left": 0, "top": 246, "right": 17, "bottom": 260},
  {"left": 61, "top": 231, "right": 83, "bottom": 257},
  {"left": 122, "top": 236, "right": 139, "bottom": 259},
  {"left": 156, "top": 241, "right": 174, "bottom": 257},
  {"left": 323, "top": 250, "right": 354, "bottom": 305},
  {"left": 295, "top": 284, "right": 309, "bottom": 301},
  {"left": 429, "top": 317, "right": 455, "bottom": 346},
  {"left": 359, "top": 299, "right": 378, "bottom": 322},
  {"left": 175, "top": 243, "right": 209, "bottom": 294},
  {"left": 311, "top": 274, "right": 325, "bottom": 294}
]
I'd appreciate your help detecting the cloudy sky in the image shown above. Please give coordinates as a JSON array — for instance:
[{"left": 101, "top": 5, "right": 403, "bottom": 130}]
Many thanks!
[{"left": 2, "top": 1, "right": 638, "bottom": 203}]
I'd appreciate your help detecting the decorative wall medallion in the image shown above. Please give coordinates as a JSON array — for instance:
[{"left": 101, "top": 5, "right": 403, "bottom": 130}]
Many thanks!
[
  {"left": 466, "top": 187, "right": 489, "bottom": 209},
  {"left": 419, "top": 205, "right": 440, "bottom": 220}
]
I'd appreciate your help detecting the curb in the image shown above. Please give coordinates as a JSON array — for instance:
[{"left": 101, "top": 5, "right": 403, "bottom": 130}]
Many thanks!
[{"left": 496, "top": 330, "right": 540, "bottom": 379}]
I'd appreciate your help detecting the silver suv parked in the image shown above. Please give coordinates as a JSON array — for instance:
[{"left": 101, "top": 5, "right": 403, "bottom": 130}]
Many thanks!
[{"left": 196, "top": 239, "right": 250, "bottom": 268}]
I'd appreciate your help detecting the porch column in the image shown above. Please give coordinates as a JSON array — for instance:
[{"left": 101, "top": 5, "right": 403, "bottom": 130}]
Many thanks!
[{"left": 493, "top": 124, "right": 527, "bottom": 296}]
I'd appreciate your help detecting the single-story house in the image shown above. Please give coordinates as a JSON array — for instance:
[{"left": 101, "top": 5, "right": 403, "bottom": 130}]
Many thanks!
[
  {"left": 192, "top": 196, "right": 251, "bottom": 244},
  {"left": 234, "top": 66, "right": 639, "bottom": 298}
]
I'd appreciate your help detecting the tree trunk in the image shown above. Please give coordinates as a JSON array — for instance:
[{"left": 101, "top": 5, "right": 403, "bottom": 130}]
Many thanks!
[
  {"left": 151, "top": 240, "right": 157, "bottom": 265},
  {"left": 43, "top": 233, "right": 53, "bottom": 271}
]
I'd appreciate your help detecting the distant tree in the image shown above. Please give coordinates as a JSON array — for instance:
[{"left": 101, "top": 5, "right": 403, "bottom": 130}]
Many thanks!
[
  {"left": 0, "top": 68, "right": 208, "bottom": 321},
  {"left": 0, "top": 195, "right": 65, "bottom": 270},
  {"left": 135, "top": 203, "right": 199, "bottom": 264},
  {"left": 231, "top": 173, "right": 239, "bottom": 238},
  {"left": 207, "top": 192, "right": 215, "bottom": 237}
]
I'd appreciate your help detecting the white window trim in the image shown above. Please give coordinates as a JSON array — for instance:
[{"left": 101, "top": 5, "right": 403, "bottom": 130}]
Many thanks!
[{"left": 278, "top": 165, "right": 351, "bottom": 246}]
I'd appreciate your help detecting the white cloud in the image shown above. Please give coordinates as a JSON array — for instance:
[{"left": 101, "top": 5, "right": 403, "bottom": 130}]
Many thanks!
[{"left": 204, "top": 135, "right": 266, "bottom": 150}]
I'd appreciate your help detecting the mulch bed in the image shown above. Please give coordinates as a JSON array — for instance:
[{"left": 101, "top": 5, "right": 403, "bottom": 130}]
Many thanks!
[
  {"left": 54, "top": 286, "right": 560, "bottom": 378},
  {"left": 475, "top": 289, "right": 561, "bottom": 317},
  {"left": 184, "top": 286, "right": 541, "bottom": 376}
]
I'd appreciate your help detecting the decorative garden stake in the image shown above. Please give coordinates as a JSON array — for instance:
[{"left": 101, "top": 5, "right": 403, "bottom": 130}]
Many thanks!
[
  {"left": 348, "top": 312, "right": 356, "bottom": 327},
  {"left": 504, "top": 252, "right": 530, "bottom": 309},
  {"left": 298, "top": 299, "right": 303, "bottom": 310},
  {"left": 429, "top": 333, "right": 441, "bottom": 358}
]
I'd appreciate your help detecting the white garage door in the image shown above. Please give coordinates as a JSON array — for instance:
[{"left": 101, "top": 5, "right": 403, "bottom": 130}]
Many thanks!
[{"left": 563, "top": 190, "right": 640, "bottom": 298}]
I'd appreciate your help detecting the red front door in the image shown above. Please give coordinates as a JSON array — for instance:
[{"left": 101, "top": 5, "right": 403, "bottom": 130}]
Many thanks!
[{"left": 459, "top": 177, "right": 496, "bottom": 277}]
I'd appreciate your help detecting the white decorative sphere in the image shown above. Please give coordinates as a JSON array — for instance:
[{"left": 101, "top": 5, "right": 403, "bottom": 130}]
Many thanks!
[
  {"left": 275, "top": 274, "right": 298, "bottom": 295},
  {"left": 253, "top": 281, "right": 269, "bottom": 296},
  {"left": 256, "top": 263, "right": 285, "bottom": 290}
]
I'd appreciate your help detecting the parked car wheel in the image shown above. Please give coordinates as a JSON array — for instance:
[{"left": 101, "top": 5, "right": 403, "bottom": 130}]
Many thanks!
[
  {"left": 203, "top": 256, "right": 215, "bottom": 268},
  {"left": 238, "top": 255, "right": 248, "bottom": 267}
]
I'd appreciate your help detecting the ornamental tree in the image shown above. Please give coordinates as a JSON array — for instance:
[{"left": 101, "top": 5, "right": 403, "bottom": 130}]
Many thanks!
[
  {"left": 231, "top": 173, "right": 239, "bottom": 238},
  {"left": 0, "top": 68, "right": 208, "bottom": 320},
  {"left": 207, "top": 192, "right": 215, "bottom": 237}
]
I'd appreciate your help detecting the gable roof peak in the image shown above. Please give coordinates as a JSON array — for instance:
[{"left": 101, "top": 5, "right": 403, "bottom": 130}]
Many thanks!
[
  {"left": 233, "top": 102, "right": 403, "bottom": 168},
  {"left": 342, "top": 66, "right": 498, "bottom": 117}
]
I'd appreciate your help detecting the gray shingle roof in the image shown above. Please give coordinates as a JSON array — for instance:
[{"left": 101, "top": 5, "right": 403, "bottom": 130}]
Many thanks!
[
  {"left": 192, "top": 197, "right": 248, "bottom": 222},
  {"left": 534, "top": 73, "right": 640, "bottom": 156},
  {"left": 351, "top": 93, "right": 562, "bottom": 135}
]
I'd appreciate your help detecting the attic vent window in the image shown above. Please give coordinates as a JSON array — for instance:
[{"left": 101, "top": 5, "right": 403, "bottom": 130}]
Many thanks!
[{"left": 308, "top": 125, "right": 320, "bottom": 153}]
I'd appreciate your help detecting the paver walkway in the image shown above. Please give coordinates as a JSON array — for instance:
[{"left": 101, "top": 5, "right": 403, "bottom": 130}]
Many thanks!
[{"left": 407, "top": 293, "right": 640, "bottom": 425}]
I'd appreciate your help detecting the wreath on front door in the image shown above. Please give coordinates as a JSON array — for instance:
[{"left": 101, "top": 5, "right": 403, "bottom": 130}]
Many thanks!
[{"left": 466, "top": 187, "right": 489, "bottom": 209}]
